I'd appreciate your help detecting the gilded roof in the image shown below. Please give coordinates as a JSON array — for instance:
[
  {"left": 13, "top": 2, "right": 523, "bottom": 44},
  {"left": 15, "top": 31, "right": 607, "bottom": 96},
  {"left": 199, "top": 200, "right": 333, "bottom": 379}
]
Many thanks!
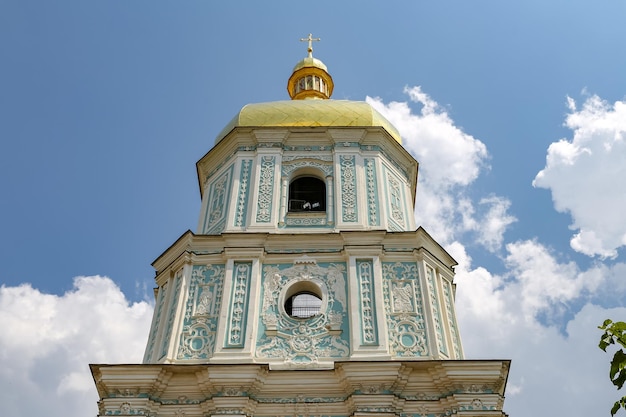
[
  {"left": 216, "top": 100, "right": 402, "bottom": 144},
  {"left": 293, "top": 56, "right": 328, "bottom": 72}
]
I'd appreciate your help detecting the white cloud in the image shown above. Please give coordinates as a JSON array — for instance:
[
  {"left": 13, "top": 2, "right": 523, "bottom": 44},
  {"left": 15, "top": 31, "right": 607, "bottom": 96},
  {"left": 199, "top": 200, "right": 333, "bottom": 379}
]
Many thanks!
[
  {"left": 533, "top": 95, "right": 626, "bottom": 258},
  {"left": 369, "top": 87, "right": 626, "bottom": 417},
  {"left": 0, "top": 276, "right": 153, "bottom": 417},
  {"left": 367, "top": 87, "right": 516, "bottom": 251},
  {"left": 369, "top": 86, "right": 488, "bottom": 187},
  {"left": 504, "top": 239, "right": 603, "bottom": 321},
  {"left": 455, "top": 242, "right": 626, "bottom": 416}
]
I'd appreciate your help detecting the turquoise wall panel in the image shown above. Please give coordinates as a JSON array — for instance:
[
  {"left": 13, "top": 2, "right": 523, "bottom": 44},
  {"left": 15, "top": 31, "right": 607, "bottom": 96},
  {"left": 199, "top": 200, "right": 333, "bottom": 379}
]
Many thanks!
[
  {"left": 256, "top": 156, "right": 276, "bottom": 223},
  {"left": 426, "top": 267, "right": 447, "bottom": 356},
  {"left": 364, "top": 158, "right": 380, "bottom": 227},
  {"left": 234, "top": 159, "right": 252, "bottom": 227},
  {"left": 256, "top": 260, "right": 350, "bottom": 363},
  {"left": 339, "top": 155, "right": 358, "bottom": 222},
  {"left": 382, "top": 262, "right": 428, "bottom": 357},
  {"left": 203, "top": 165, "right": 234, "bottom": 234},
  {"left": 224, "top": 262, "right": 252, "bottom": 348},
  {"left": 159, "top": 271, "right": 182, "bottom": 359},
  {"left": 356, "top": 259, "right": 378, "bottom": 345},
  {"left": 177, "top": 264, "right": 225, "bottom": 360}
]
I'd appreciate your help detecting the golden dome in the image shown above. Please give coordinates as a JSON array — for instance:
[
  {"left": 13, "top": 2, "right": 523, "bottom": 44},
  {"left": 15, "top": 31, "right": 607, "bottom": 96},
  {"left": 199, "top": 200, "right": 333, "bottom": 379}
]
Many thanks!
[
  {"left": 216, "top": 100, "right": 401, "bottom": 144},
  {"left": 293, "top": 56, "right": 328, "bottom": 73},
  {"left": 215, "top": 35, "right": 401, "bottom": 145}
]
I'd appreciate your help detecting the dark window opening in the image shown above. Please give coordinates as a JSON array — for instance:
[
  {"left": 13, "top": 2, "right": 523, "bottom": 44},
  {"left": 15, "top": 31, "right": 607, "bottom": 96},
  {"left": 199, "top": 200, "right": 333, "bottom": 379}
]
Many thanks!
[
  {"left": 285, "top": 292, "right": 322, "bottom": 318},
  {"left": 288, "top": 177, "right": 326, "bottom": 212}
]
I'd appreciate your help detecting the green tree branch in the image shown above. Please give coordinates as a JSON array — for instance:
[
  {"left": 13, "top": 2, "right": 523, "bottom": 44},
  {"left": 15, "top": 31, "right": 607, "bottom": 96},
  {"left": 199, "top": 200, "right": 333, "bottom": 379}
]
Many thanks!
[{"left": 599, "top": 319, "right": 626, "bottom": 416}]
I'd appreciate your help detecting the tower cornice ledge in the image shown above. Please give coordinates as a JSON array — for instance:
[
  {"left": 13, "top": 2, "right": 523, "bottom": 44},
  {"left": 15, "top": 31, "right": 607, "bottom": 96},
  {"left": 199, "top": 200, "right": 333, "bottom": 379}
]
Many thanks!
[
  {"left": 151, "top": 228, "right": 456, "bottom": 278},
  {"left": 90, "top": 360, "right": 510, "bottom": 417}
]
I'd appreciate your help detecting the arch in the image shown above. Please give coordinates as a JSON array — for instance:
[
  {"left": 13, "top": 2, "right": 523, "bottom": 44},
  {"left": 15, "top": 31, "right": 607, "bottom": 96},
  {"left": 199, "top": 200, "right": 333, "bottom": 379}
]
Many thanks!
[
  {"left": 283, "top": 280, "right": 324, "bottom": 318},
  {"left": 288, "top": 174, "right": 326, "bottom": 212}
]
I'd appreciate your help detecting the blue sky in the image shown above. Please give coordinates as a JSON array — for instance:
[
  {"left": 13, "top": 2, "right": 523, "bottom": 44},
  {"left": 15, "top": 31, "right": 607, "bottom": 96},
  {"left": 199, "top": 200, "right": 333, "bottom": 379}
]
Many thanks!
[{"left": 1, "top": 1, "right": 626, "bottom": 416}]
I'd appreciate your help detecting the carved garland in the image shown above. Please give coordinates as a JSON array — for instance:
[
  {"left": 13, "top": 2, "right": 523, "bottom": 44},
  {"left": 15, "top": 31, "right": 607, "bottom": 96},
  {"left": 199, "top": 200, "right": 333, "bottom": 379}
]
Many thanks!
[
  {"left": 356, "top": 259, "right": 377, "bottom": 345},
  {"left": 388, "top": 174, "right": 405, "bottom": 227},
  {"left": 226, "top": 262, "right": 252, "bottom": 347},
  {"left": 340, "top": 155, "right": 357, "bottom": 222},
  {"left": 426, "top": 267, "right": 447, "bottom": 356},
  {"left": 365, "top": 158, "right": 379, "bottom": 226},
  {"left": 234, "top": 159, "right": 252, "bottom": 227},
  {"left": 282, "top": 159, "right": 333, "bottom": 177},
  {"left": 256, "top": 156, "right": 275, "bottom": 223},
  {"left": 442, "top": 279, "right": 462, "bottom": 358}
]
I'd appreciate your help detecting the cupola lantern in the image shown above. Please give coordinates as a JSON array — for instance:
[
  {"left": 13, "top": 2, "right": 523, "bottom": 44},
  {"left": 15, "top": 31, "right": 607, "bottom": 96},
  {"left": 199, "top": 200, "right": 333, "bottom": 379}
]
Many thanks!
[{"left": 287, "top": 33, "right": 334, "bottom": 100}]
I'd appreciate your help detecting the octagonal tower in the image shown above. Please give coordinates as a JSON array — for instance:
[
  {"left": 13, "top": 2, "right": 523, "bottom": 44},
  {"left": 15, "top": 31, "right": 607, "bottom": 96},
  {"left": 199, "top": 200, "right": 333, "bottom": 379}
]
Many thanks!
[{"left": 91, "top": 38, "right": 510, "bottom": 417}]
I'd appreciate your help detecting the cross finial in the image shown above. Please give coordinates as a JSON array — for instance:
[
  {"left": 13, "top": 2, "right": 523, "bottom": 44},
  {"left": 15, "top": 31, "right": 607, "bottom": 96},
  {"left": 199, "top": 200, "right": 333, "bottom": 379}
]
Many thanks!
[{"left": 300, "top": 33, "right": 320, "bottom": 58}]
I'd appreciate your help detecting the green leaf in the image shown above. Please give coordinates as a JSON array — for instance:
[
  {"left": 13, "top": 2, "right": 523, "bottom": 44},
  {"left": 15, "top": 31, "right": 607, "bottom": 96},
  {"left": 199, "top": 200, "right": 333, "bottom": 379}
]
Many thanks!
[
  {"left": 602, "top": 319, "right": 615, "bottom": 329},
  {"left": 610, "top": 397, "right": 626, "bottom": 416},
  {"left": 601, "top": 334, "right": 614, "bottom": 352},
  {"left": 611, "top": 350, "right": 626, "bottom": 389}
]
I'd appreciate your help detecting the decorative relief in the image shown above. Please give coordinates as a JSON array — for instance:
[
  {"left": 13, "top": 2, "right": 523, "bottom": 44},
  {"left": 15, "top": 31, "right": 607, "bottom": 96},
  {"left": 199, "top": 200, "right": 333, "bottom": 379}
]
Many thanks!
[
  {"left": 256, "top": 258, "right": 349, "bottom": 364},
  {"left": 213, "top": 408, "right": 246, "bottom": 415},
  {"left": 258, "top": 142, "right": 283, "bottom": 148},
  {"left": 379, "top": 149, "right": 410, "bottom": 179},
  {"left": 104, "top": 402, "right": 148, "bottom": 415},
  {"left": 234, "top": 159, "right": 252, "bottom": 227},
  {"left": 160, "top": 271, "right": 183, "bottom": 359},
  {"left": 356, "top": 260, "right": 377, "bottom": 345},
  {"left": 112, "top": 388, "right": 140, "bottom": 397},
  {"left": 283, "top": 153, "right": 333, "bottom": 163},
  {"left": 285, "top": 215, "right": 327, "bottom": 227},
  {"left": 426, "top": 267, "right": 447, "bottom": 356},
  {"left": 144, "top": 283, "right": 167, "bottom": 361},
  {"left": 282, "top": 158, "right": 333, "bottom": 177},
  {"left": 388, "top": 221, "right": 403, "bottom": 232},
  {"left": 204, "top": 166, "right": 233, "bottom": 234},
  {"left": 225, "top": 262, "right": 252, "bottom": 348},
  {"left": 218, "top": 386, "right": 246, "bottom": 397},
  {"left": 340, "top": 155, "right": 357, "bottom": 222},
  {"left": 356, "top": 407, "right": 395, "bottom": 414},
  {"left": 354, "top": 383, "right": 391, "bottom": 394},
  {"left": 388, "top": 173, "right": 405, "bottom": 228},
  {"left": 442, "top": 279, "right": 462, "bottom": 359},
  {"left": 256, "top": 156, "right": 275, "bottom": 223},
  {"left": 257, "top": 396, "right": 346, "bottom": 404},
  {"left": 177, "top": 265, "right": 224, "bottom": 360},
  {"left": 382, "top": 262, "right": 428, "bottom": 357},
  {"left": 365, "top": 158, "right": 379, "bottom": 226}
]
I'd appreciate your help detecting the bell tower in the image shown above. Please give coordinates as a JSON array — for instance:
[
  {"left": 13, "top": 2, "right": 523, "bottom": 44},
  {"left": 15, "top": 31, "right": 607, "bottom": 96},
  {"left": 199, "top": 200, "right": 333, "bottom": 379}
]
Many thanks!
[{"left": 91, "top": 36, "right": 510, "bottom": 417}]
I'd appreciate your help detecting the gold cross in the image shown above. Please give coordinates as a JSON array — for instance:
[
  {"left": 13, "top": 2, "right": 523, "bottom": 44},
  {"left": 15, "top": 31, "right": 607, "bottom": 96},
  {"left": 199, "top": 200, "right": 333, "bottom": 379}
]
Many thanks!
[{"left": 300, "top": 33, "right": 320, "bottom": 58}]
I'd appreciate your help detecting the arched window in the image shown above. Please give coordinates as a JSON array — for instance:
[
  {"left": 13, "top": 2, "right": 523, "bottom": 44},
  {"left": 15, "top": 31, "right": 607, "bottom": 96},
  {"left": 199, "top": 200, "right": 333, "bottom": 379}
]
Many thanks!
[
  {"left": 288, "top": 176, "right": 326, "bottom": 212},
  {"left": 283, "top": 280, "right": 324, "bottom": 318},
  {"left": 284, "top": 292, "right": 322, "bottom": 318}
]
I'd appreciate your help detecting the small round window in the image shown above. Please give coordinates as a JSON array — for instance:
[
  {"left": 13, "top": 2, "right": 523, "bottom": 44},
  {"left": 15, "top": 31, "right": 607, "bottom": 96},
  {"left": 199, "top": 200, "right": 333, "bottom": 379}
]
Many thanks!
[{"left": 283, "top": 281, "right": 323, "bottom": 318}]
